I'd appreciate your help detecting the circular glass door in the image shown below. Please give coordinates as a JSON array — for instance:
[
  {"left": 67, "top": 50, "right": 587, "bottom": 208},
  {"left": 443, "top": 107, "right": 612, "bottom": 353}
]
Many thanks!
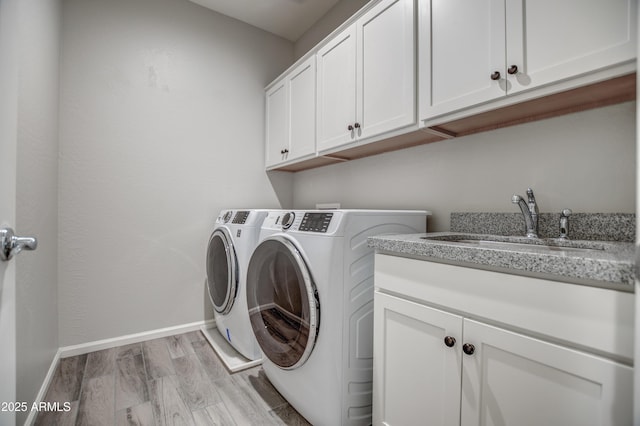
[
  {"left": 246, "top": 236, "right": 319, "bottom": 370},
  {"left": 206, "top": 228, "right": 238, "bottom": 314}
]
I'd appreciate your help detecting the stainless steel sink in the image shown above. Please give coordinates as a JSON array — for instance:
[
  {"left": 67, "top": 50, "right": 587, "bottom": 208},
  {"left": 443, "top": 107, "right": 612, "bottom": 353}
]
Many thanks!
[{"left": 421, "top": 234, "right": 610, "bottom": 253}]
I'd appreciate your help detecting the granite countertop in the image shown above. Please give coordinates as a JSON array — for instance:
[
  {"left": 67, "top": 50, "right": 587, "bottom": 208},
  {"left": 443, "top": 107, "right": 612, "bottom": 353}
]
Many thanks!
[{"left": 368, "top": 231, "right": 636, "bottom": 291}]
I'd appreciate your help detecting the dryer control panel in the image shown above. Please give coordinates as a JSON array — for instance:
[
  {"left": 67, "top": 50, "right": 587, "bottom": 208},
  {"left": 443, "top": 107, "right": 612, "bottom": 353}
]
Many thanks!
[
  {"left": 232, "top": 211, "right": 250, "bottom": 224},
  {"left": 299, "top": 213, "right": 333, "bottom": 233},
  {"left": 263, "top": 210, "right": 342, "bottom": 234}
]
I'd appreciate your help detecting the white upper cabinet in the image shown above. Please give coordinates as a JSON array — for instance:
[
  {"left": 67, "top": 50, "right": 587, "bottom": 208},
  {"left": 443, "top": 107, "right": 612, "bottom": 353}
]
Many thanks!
[
  {"left": 266, "top": 0, "right": 636, "bottom": 171},
  {"left": 265, "top": 56, "right": 316, "bottom": 168},
  {"left": 316, "top": 26, "right": 358, "bottom": 151},
  {"left": 265, "top": 80, "right": 288, "bottom": 168},
  {"left": 317, "top": 0, "right": 416, "bottom": 153},
  {"left": 420, "top": 0, "right": 637, "bottom": 120},
  {"left": 421, "top": 0, "right": 506, "bottom": 118},
  {"left": 288, "top": 58, "right": 316, "bottom": 160},
  {"left": 505, "top": 0, "right": 637, "bottom": 95},
  {"left": 357, "top": 0, "right": 416, "bottom": 140}
]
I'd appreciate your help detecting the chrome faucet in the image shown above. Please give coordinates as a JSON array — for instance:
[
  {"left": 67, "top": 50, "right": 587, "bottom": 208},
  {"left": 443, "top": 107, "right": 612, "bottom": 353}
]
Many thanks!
[
  {"left": 512, "top": 188, "right": 539, "bottom": 238},
  {"left": 559, "top": 209, "right": 572, "bottom": 239}
]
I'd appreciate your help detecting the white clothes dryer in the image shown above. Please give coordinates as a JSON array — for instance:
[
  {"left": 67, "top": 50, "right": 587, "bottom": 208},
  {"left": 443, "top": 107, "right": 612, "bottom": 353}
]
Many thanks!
[
  {"left": 205, "top": 209, "right": 271, "bottom": 364},
  {"left": 246, "top": 210, "right": 428, "bottom": 425}
]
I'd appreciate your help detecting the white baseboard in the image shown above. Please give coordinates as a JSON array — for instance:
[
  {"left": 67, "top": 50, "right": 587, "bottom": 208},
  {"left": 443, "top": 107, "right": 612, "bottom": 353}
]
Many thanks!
[
  {"left": 25, "top": 319, "right": 216, "bottom": 426},
  {"left": 59, "top": 319, "right": 215, "bottom": 358},
  {"left": 24, "top": 348, "right": 63, "bottom": 426}
]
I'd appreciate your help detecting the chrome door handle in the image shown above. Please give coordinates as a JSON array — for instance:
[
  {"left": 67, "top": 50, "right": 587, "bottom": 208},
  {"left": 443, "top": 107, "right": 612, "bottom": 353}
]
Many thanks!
[{"left": 1, "top": 227, "right": 37, "bottom": 261}]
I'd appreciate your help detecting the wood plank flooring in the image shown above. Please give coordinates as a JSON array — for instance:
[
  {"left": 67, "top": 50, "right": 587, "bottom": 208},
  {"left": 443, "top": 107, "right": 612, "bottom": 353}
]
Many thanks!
[{"left": 34, "top": 331, "right": 311, "bottom": 425}]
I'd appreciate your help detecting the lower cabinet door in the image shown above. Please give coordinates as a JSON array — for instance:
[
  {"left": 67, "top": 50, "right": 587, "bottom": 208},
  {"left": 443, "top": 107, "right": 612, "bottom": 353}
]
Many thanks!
[
  {"left": 460, "top": 319, "right": 633, "bottom": 426},
  {"left": 373, "top": 292, "right": 463, "bottom": 426}
]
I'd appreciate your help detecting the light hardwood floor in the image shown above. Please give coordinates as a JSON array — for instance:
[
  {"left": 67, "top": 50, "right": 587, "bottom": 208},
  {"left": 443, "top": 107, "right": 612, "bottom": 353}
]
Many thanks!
[{"left": 34, "top": 331, "right": 311, "bottom": 425}]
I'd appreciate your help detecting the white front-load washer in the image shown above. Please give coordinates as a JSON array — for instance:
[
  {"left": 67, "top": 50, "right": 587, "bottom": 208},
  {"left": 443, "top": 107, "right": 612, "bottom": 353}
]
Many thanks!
[
  {"left": 205, "top": 209, "right": 271, "bottom": 366},
  {"left": 246, "top": 210, "right": 428, "bottom": 425}
]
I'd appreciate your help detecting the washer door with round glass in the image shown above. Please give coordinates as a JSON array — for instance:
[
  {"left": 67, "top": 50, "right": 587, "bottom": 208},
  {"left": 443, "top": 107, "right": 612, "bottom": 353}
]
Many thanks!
[
  {"left": 206, "top": 227, "right": 238, "bottom": 315},
  {"left": 247, "top": 236, "right": 319, "bottom": 370}
]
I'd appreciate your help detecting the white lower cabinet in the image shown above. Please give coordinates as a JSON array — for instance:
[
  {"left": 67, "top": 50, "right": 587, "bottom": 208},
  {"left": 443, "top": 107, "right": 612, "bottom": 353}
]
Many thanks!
[
  {"left": 373, "top": 293, "right": 462, "bottom": 426},
  {"left": 461, "top": 319, "right": 632, "bottom": 426},
  {"left": 372, "top": 255, "right": 633, "bottom": 426}
]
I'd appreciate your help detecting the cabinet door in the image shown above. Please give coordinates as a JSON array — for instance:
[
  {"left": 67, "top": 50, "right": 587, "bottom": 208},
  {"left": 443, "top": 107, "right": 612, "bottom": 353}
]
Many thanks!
[
  {"left": 506, "top": 0, "right": 637, "bottom": 95},
  {"left": 420, "top": 0, "right": 505, "bottom": 120},
  {"left": 288, "top": 56, "right": 316, "bottom": 160},
  {"left": 316, "top": 25, "right": 357, "bottom": 152},
  {"left": 373, "top": 292, "right": 462, "bottom": 426},
  {"left": 265, "top": 80, "right": 288, "bottom": 168},
  {"left": 460, "top": 319, "right": 633, "bottom": 426},
  {"left": 357, "top": 0, "right": 416, "bottom": 140}
]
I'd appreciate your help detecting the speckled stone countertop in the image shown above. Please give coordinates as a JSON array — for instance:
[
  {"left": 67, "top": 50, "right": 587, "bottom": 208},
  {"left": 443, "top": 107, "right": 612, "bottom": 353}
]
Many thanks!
[
  {"left": 369, "top": 213, "right": 636, "bottom": 290},
  {"left": 450, "top": 212, "right": 635, "bottom": 242}
]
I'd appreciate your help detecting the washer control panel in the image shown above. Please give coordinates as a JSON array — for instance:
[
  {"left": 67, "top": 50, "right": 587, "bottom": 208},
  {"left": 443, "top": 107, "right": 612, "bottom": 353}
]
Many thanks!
[{"left": 299, "top": 213, "right": 333, "bottom": 233}]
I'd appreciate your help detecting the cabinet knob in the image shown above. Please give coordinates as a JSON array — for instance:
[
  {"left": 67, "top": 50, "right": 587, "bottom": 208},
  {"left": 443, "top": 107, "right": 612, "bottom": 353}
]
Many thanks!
[
  {"left": 462, "top": 343, "right": 475, "bottom": 355},
  {"left": 280, "top": 149, "right": 289, "bottom": 155},
  {"left": 490, "top": 71, "right": 501, "bottom": 81},
  {"left": 348, "top": 124, "right": 354, "bottom": 131},
  {"left": 354, "top": 122, "right": 361, "bottom": 129},
  {"left": 444, "top": 336, "right": 456, "bottom": 348},
  {"left": 508, "top": 65, "right": 518, "bottom": 75}
]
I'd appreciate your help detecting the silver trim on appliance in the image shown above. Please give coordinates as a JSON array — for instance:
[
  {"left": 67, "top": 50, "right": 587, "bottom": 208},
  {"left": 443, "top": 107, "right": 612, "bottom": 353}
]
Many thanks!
[
  {"left": 247, "top": 235, "right": 320, "bottom": 370},
  {"left": 206, "top": 227, "right": 238, "bottom": 315}
]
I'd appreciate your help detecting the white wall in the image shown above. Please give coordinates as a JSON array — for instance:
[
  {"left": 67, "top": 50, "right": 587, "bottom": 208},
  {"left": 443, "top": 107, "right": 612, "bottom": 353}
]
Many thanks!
[
  {"left": 293, "top": 102, "right": 636, "bottom": 231},
  {"left": 14, "top": 0, "right": 62, "bottom": 423},
  {"left": 0, "top": 0, "right": 20, "bottom": 423},
  {"left": 293, "top": 0, "right": 370, "bottom": 59},
  {"left": 58, "top": 0, "right": 294, "bottom": 346}
]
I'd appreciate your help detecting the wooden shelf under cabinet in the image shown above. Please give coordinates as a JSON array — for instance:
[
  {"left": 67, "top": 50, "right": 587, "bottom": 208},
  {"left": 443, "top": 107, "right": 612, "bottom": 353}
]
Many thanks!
[
  {"left": 269, "top": 73, "right": 636, "bottom": 173},
  {"left": 428, "top": 73, "right": 636, "bottom": 137},
  {"left": 271, "top": 129, "right": 446, "bottom": 172}
]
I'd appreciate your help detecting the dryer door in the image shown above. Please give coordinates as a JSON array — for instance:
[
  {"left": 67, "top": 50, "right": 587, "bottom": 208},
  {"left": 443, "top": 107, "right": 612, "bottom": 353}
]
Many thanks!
[
  {"left": 206, "top": 227, "right": 238, "bottom": 314},
  {"left": 247, "top": 236, "right": 319, "bottom": 370}
]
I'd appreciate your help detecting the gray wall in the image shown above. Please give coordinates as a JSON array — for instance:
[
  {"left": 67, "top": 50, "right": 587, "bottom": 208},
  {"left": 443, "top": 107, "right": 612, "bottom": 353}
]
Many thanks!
[
  {"left": 292, "top": 101, "right": 636, "bottom": 230},
  {"left": 14, "top": 0, "right": 62, "bottom": 422},
  {"left": 58, "top": 0, "right": 294, "bottom": 346},
  {"left": 294, "top": 0, "right": 370, "bottom": 60},
  {"left": 0, "top": 0, "right": 19, "bottom": 423},
  {"left": 53, "top": 0, "right": 636, "bottom": 350}
]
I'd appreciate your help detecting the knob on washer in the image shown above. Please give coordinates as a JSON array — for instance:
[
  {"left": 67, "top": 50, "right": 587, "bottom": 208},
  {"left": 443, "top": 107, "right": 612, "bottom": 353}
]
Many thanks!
[
  {"left": 282, "top": 212, "right": 295, "bottom": 230},
  {"left": 222, "top": 211, "right": 233, "bottom": 223}
]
